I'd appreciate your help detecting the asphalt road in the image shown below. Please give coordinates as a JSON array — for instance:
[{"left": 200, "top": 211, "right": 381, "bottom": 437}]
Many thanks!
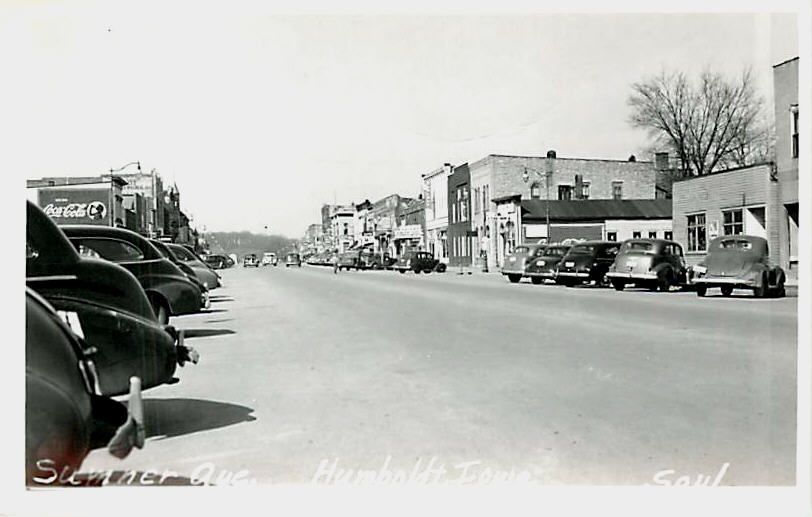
[{"left": 81, "top": 263, "right": 798, "bottom": 486}]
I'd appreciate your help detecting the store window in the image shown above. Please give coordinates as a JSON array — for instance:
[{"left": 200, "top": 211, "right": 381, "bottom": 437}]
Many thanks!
[
  {"left": 722, "top": 209, "right": 743, "bottom": 235},
  {"left": 581, "top": 182, "right": 590, "bottom": 200},
  {"left": 632, "top": 231, "right": 641, "bottom": 239},
  {"left": 612, "top": 181, "right": 623, "bottom": 200},
  {"left": 687, "top": 213, "right": 707, "bottom": 252},
  {"left": 606, "top": 232, "right": 617, "bottom": 242},
  {"left": 557, "top": 185, "right": 573, "bottom": 200},
  {"left": 648, "top": 231, "right": 657, "bottom": 239},
  {"left": 664, "top": 231, "right": 673, "bottom": 241}
]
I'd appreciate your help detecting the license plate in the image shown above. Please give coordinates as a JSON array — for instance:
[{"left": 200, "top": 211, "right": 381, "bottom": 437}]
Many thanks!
[{"left": 565, "top": 261, "right": 575, "bottom": 267}]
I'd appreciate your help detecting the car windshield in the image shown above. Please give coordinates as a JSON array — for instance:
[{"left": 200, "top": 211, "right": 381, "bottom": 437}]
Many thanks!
[
  {"left": 544, "top": 247, "right": 568, "bottom": 257},
  {"left": 569, "top": 245, "right": 595, "bottom": 255},
  {"left": 622, "top": 241, "right": 656, "bottom": 254},
  {"left": 171, "top": 246, "right": 198, "bottom": 261},
  {"left": 719, "top": 239, "right": 753, "bottom": 250}
]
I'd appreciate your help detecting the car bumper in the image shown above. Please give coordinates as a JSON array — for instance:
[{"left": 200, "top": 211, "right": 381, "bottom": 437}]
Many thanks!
[
  {"left": 501, "top": 269, "right": 525, "bottom": 276},
  {"left": 693, "top": 276, "right": 755, "bottom": 287},
  {"left": 526, "top": 271, "right": 555, "bottom": 278},
  {"left": 556, "top": 271, "right": 590, "bottom": 278},
  {"left": 606, "top": 272, "right": 657, "bottom": 281}
]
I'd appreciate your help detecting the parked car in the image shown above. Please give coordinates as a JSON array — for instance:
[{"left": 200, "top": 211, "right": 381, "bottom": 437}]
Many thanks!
[
  {"left": 393, "top": 251, "right": 447, "bottom": 274},
  {"left": 525, "top": 244, "right": 572, "bottom": 284},
  {"left": 361, "top": 250, "right": 396, "bottom": 270},
  {"left": 61, "top": 225, "right": 205, "bottom": 324},
  {"left": 204, "top": 254, "right": 230, "bottom": 269},
  {"left": 26, "top": 288, "right": 145, "bottom": 484},
  {"left": 606, "top": 239, "right": 688, "bottom": 292},
  {"left": 691, "top": 235, "right": 786, "bottom": 298},
  {"left": 285, "top": 253, "right": 302, "bottom": 267},
  {"left": 555, "top": 241, "right": 621, "bottom": 287},
  {"left": 262, "top": 252, "right": 278, "bottom": 267},
  {"left": 243, "top": 253, "right": 259, "bottom": 267},
  {"left": 501, "top": 243, "right": 546, "bottom": 283},
  {"left": 151, "top": 239, "right": 215, "bottom": 296},
  {"left": 27, "top": 203, "right": 193, "bottom": 394},
  {"left": 167, "top": 243, "right": 222, "bottom": 289}
]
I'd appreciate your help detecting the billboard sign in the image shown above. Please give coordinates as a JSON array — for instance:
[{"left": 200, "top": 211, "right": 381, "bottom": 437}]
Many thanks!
[
  {"left": 38, "top": 188, "right": 109, "bottom": 225},
  {"left": 394, "top": 224, "right": 423, "bottom": 240}
]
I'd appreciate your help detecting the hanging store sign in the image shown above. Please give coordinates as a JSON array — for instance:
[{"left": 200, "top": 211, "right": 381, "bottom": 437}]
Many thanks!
[{"left": 394, "top": 225, "right": 423, "bottom": 240}]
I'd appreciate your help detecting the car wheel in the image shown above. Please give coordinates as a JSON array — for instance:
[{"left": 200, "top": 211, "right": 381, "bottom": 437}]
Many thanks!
[
  {"left": 696, "top": 285, "right": 707, "bottom": 297},
  {"left": 507, "top": 274, "right": 521, "bottom": 283},
  {"left": 772, "top": 279, "right": 786, "bottom": 298},
  {"left": 371, "top": 263, "right": 380, "bottom": 270},
  {"left": 531, "top": 277, "right": 543, "bottom": 285},
  {"left": 399, "top": 270, "right": 405, "bottom": 274},
  {"left": 721, "top": 285, "right": 734, "bottom": 297},
  {"left": 413, "top": 268, "right": 421, "bottom": 274},
  {"left": 612, "top": 280, "right": 625, "bottom": 291},
  {"left": 436, "top": 263, "right": 446, "bottom": 273},
  {"left": 753, "top": 274, "right": 768, "bottom": 298},
  {"left": 423, "top": 268, "right": 432, "bottom": 274},
  {"left": 657, "top": 271, "right": 672, "bottom": 292}
]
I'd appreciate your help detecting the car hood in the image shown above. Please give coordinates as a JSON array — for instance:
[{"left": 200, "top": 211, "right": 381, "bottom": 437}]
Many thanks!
[{"left": 704, "top": 251, "right": 758, "bottom": 277}]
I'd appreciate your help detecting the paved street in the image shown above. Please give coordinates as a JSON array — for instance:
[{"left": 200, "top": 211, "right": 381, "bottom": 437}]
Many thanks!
[{"left": 81, "top": 265, "right": 797, "bottom": 486}]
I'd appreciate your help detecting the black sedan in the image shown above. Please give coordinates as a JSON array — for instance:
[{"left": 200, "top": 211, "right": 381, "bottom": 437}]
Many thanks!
[
  {"left": 168, "top": 243, "right": 222, "bottom": 289},
  {"left": 555, "top": 241, "right": 621, "bottom": 287},
  {"left": 61, "top": 225, "right": 205, "bottom": 324},
  {"left": 393, "top": 251, "right": 447, "bottom": 274}
]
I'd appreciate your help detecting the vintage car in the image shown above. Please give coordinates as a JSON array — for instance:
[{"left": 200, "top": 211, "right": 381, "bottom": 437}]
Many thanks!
[
  {"left": 167, "top": 243, "right": 222, "bottom": 289},
  {"left": 203, "top": 254, "right": 230, "bottom": 269},
  {"left": 606, "top": 239, "right": 688, "bottom": 292},
  {"left": 61, "top": 225, "right": 205, "bottom": 324},
  {"left": 555, "top": 241, "right": 621, "bottom": 287},
  {"left": 361, "top": 250, "right": 396, "bottom": 270},
  {"left": 243, "top": 253, "right": 260, "bottom": 267},
  {"left": 525, "top": 244, "right": 571, "bottom": 284},
  {"left": 27, "top": 203, "right": 195, "bottom": 395},
  {"left": 26, "top": 288, "right": 146, "bottom": 484},
  {"left": 336, "top": 248, "right": 363, "bottom": 270},
  {"left": 691, "top": 235, "right": 786, "bottom": 298},
  {"left": 151, "top": 239, "right": 215, "bottom": 296},
  {"left": 393, "top": 251, "right": 447, "bottom": 274},
  {"left": 501, "top": 243, "right": 546, "bottom": 283},
  {"left": 261, "top": 252, "right": 278, "bottom": 267},
  {"left": 285, "top": 252, "right": 302, "bottom": 267}
]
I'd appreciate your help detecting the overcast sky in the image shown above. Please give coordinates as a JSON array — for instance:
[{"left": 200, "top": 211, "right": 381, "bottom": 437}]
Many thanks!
[{"left": 6, "top": 5, "right": 799, "bottom": 237}]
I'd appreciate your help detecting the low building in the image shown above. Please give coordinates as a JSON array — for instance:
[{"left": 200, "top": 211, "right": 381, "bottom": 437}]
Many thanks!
[
  {"left": 773, "top": 56, "right": 799, "bottom": 274},
  {"left": 672, "top": 163, "right": 779, "bottom": 267},
  {"left": 492, "top": 196, "right": 672, "bottom": 267},
  {"left": 394, "top": 198, "right": 425, "bottom": 257},
  {"left": 27, "top": 175, "right": 128, "bottom": 227},
  {"left": 422, "top": 164, "right": 451, "bottom": 263}
]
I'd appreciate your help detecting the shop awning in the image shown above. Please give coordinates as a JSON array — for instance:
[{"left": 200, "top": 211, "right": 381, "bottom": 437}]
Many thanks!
[{"left": 521, "top": 199, "right": 672, "bottom": 223}]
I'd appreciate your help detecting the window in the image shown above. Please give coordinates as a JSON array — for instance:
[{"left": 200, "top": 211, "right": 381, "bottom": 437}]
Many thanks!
[
  {"left": 632, "top": 231, "right": 641, "bottom": 239},
  {"left": 791, "top": 105, "right": 799, "bottom": 158},
  {"left": 606, "top": 231, "right": 617, "bottom": 242},
  {"left": 687, "top": 214, "right": 707, "bottom": 252},
  {"left": 581, "top": 182, "right": 590, "bottom": 200},
  {"left": 530, "top": 182, "right": 542, "bottom": 199},
  {"left": 612, "top": 181, "right": 623, "bottom": 200},
  {"left": 599, "top": 245, "right": 620, "bottom": 259},
  {"left": 474, "top": 188, "right": 480, "bottom": 215},
  {"left": 457, "top": 187, "right": 469, "bottom": 222},
  {"left": 664, "top": 231, "right": 673, "bottom": 241},
  {"left": 75, "top": 238, "right": 145, "bottom": 262},
  {"left": 483, "top": 185, "right": 489, "bottom": 212},
  {"left": 557, "top": 185, "right": 573, "bottom": 200},
  {"left": 648, "top": 231, "right": 657, "bottom": 239},
  {"left": 722, "top": 209, "right": 743, "bottom": 235},
  {"left": 343, "top": 223, "right": 349, "bottom": 236}
]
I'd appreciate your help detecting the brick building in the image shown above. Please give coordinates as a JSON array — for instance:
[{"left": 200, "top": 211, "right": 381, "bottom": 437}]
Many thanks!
[
  {"left": 27, "top": 176, "right": 129, "bottom": 228},
  {"left": 470, "top": 151, "right": 658, "bottom": 268},
  {"left": 773, "top": 57, "right": 799, "bottom": 274},
  {"left": 447, "top": 163, "right": 472, "bottom": 268},
  {"left": 394, "top": 198, "right": 425, "bottom": 257}
]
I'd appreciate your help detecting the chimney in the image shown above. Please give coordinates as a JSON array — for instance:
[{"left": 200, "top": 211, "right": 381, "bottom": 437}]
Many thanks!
[
  {"left": 546, "top": 150, "right": 557, "bottom": 159},
  {"left": 443, "top": 163, "right": 453, "bottom": 175},
  {"left": 628, "top": 154, "right": 636, "bottom": 162},
  {"left": 655, "top": 152, "right": 669, "bottom": 170}
]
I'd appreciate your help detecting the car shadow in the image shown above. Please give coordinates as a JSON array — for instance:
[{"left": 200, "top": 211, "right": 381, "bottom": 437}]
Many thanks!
[
  {"left": 183, "top": 328, "right": 236, "bottom": 338},
  {"left": 197, "top": 308, "right": 228, "bottom": 314},
  {"left": 139, "top": 398, "right": 256, "bottom": 440}
]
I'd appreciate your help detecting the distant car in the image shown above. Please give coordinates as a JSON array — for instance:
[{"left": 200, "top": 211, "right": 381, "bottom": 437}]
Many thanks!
[
  {"left": 501, "top": 243, "right": 546, "bottom": 283},
  {"left": 393, "top": 251, "right": 447, "bottom": 274},
  {"left": 61, "top": 225, "right": 205, "bottom": 324},
  {"left": 285, "top": 253, "right": 302, "bottom": 267},
  {"left": 243, "top": 254, "right": 259, "bottom": 267},
  {"left": 606, "top": 239, "right": 688, "bottom": 292},
  {"left": 361, "top": 250, "right": 396, "bottom": 270},
  {"left": 691, "top": 235, "right": 786, "bottom": 298},
  {"left": 555, "top": 241, "right": 621, "bottom": 287},
  {"left": 525, "top": 244, "right": 571, "bottom": 284},
  {"left": 262, "top": 252, "right": 278, "bottom": 266},
  {"left": 204, "top": 254, "right": 231, "bottom": 269},
  {"left": 26, "top": 288, "right": 145, "bottom": 484},
  {"left": 150, "top": 240, "right": 215, "bottom": 296}
]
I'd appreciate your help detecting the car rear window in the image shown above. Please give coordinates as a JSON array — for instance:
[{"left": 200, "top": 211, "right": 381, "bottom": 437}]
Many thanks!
[
  {"left": 74, "top": 238, "right": 144, "bottom": 262},
  {"left": 720, "top": 239, "right": 753, "bottom": 250},
  {"left": 569, "top": 245, "right": 595, "bottom": 255},
  {"left": 544, "top": 247, "right": 568, "bottom": 257},
  {"left": 513, "top": 246, "right": 530, "bottom": 253},
  {"left": 622, "top": 241, "right": 656, "bottom": 253}
]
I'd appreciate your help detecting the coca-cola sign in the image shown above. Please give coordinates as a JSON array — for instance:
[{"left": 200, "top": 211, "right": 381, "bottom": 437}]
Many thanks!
[{"left": 38, "top": 188, "right": 109, "bottom": 225}]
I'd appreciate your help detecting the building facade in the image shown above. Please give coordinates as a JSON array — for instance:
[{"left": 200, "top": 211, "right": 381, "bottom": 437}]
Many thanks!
[
  {"left": 447, "top": 163, "right": 472, "bottom": 268},
  {"left": 394, "top": 198, "right": 425, "bottom": 257},
  {"left": 471, "top": 152, "right": 659, "bottom": 268},
  {"left": 330, "top": 204, "right": 356, "bottom": 253},
  {"left": 422, "top": 164, "right": 451, "bottom": 263},
  {"left": 672, "top": 163, "right": 779, "bottom": 267},
  {"left": 27, "top": 176, "right": 128, "bottom": 228},
  {"left": 773, "top": 57, "right": 799, "bottom": 274},
  {"left": 116, "top": 169, "right": 166, "bottom": 238}
]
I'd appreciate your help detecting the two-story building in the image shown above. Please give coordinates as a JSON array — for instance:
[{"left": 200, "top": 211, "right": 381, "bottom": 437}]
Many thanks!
[
  {"left": 422, "top": 164, "right": 451, "bottom": 263},
  {"left": 774, "top": 57, "right": 799, "bottom": 274},
  {"left": 394, "top": 197, "right": 425, "bottom": 257},
  {"left": 447, "top": 163, "right": 473, "bottom": 268}
]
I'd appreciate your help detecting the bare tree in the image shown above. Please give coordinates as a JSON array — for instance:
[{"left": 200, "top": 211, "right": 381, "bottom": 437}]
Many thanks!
[{"left": 628, "top": 68, "right": 771, "bottom": 177}]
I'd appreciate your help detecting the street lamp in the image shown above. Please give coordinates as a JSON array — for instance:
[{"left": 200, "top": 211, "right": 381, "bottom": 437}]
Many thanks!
[
  {"left": 109, "top": 161, "right": 141, "bottom": 174},
  {"left": 522, "top": 151, "right": 555, "bottom": 244}
]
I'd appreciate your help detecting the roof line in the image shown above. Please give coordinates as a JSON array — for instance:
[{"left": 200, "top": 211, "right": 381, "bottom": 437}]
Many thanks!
[
  {"left": 773, "top": 56, "right": 799, "bottom": 68},
  {"left": 487, "top": 154, "right": 654, "bottom": 164},
  {"left": 672, "top": 161, "right": 774, "bottom": 183}
]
